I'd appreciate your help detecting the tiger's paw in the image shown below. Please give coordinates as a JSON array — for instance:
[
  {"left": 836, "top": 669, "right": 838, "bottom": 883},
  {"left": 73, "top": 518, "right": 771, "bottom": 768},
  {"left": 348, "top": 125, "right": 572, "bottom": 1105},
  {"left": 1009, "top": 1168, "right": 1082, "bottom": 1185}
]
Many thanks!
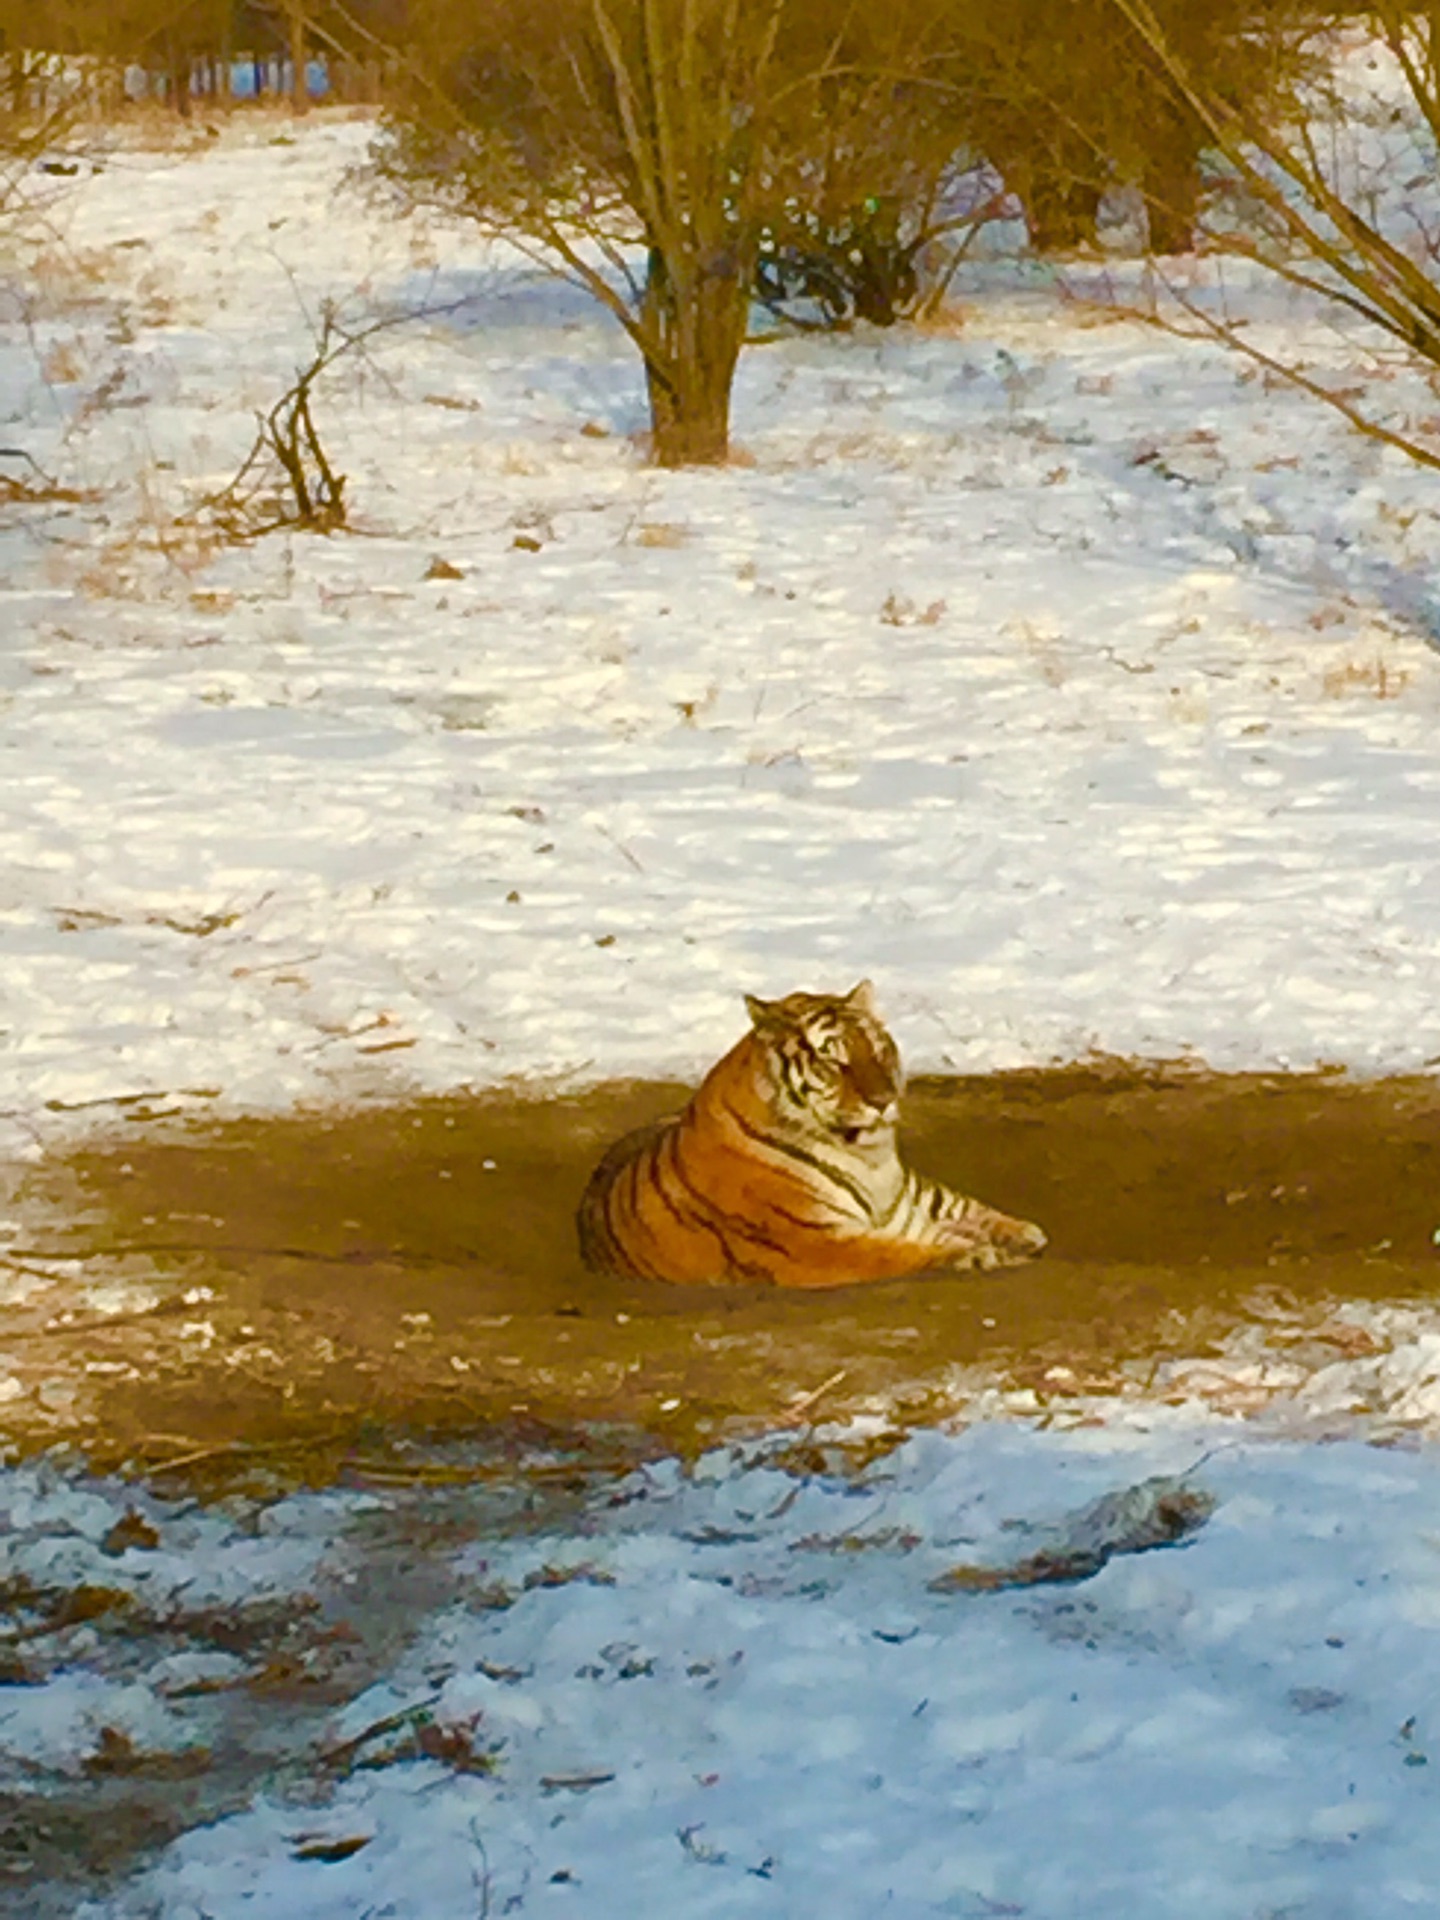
[
  {"left": 937, "top": 1213, "right": 1046, "bottom": 1271},
  {"left": 990, "top": 1214, "right": 1047, "bottom": 1260}
]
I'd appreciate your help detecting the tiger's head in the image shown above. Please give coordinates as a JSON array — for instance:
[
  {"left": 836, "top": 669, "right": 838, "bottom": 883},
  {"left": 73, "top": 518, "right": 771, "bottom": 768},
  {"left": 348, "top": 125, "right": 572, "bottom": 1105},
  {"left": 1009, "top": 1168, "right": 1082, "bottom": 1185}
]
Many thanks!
[{"left": 743, "top": 980, "right": 902, "bottom": 1149}]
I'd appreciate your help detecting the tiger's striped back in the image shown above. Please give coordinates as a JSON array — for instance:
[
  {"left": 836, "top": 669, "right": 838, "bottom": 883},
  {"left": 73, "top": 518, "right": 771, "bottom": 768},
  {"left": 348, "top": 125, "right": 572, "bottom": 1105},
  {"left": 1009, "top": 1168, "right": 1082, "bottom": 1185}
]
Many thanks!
[{"left": 576, "top": 982, "right": 1046, "bottom": 1289}]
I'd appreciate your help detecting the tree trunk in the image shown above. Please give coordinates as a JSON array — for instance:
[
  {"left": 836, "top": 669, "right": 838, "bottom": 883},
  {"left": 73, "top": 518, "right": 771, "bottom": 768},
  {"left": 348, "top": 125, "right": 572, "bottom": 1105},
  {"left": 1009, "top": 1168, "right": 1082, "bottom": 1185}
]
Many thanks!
[
  {"left": 1140, "top": 105, "right": 1207, "bottom": 256},
  {"left": 167, "top": 37, "right": 191, "bottom": 118},
  {"left": 1023, "top": 173, "right": 1102, "bottom": 253},
  {"left": 976, "top": 113, "right": 1105, "bottom": 255},
  {"left": 288, "top": 6, "right": 309, "bottom": 114},
  {"left": 847, "top": 200, "right": 918, "bottom": 326},
  {"left": 641, "top": 247, "right": 749, "bottom": 468},
  {"left": 1142, "top": 167, "right": 1202, "bottom": 255}
]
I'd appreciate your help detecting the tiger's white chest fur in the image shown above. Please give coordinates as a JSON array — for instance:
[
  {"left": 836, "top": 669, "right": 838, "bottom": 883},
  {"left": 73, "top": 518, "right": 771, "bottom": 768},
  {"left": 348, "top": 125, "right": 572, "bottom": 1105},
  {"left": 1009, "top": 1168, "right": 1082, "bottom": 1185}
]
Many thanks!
[{"left": 752, "top": 1066, "right": 914, "bottom": 1228}]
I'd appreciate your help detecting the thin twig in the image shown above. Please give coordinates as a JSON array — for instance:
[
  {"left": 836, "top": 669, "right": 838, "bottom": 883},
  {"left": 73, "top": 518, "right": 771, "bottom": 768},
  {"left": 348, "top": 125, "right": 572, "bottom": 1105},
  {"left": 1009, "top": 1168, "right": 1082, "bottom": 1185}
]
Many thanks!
[
  {"left": 780, "top": 1368, "right": 849, "bottom": 1425},
  {"left": 144, "top": 1427, "right": 353, "bottom": 1476},
  {"left": 0, "top": 1294, "right": 206, "bottom": 1342},
  {"left": 0, "top": 1241, "right": 459, "bottom": 1269},
  {"left": 1138, "top": 267, "right": 1440, "bottom": 474}
]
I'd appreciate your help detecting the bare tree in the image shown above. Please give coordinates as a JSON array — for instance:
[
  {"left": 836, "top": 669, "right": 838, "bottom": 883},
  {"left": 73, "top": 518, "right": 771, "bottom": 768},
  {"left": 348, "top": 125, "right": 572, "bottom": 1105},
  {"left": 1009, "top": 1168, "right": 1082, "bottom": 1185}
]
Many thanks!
[
  {"left": 1110, "top": 1, "right": 1440, "bottom": 470},
  {"left": 375, "top": 0, "right": 969, "bottom": 466}
]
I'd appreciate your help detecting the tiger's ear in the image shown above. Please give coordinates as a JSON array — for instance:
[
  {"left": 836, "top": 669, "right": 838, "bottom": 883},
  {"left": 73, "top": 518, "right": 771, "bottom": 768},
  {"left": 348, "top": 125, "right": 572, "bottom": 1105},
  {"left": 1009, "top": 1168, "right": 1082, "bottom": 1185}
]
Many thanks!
[
  {"left": 745, "top": 992, "right": 780, "bottom": 1032},
  {"left": 845, "top": 979, "right": 879, "bottom": 1019}
]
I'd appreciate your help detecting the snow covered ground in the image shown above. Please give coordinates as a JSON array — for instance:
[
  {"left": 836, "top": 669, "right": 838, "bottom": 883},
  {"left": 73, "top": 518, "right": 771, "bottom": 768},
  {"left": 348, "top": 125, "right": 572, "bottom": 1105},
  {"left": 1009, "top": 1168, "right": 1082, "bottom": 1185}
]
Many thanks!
[
  {"left": 2, "top": 114, "right": 1440, "bottom": 1162},
  {"left": 3, "top": 104, "right": 1440, "bottom": 1917},
  {"left": 0, "top": 1418, "right": 1433, "bottom": 1919}
]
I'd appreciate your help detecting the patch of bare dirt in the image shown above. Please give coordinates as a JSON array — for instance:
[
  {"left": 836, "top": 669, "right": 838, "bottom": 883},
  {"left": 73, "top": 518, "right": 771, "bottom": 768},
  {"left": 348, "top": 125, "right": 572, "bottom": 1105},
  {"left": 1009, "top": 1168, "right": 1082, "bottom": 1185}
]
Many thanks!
[{"left": 1, "top": 1066, "right": 1436, "bottom": 1490}]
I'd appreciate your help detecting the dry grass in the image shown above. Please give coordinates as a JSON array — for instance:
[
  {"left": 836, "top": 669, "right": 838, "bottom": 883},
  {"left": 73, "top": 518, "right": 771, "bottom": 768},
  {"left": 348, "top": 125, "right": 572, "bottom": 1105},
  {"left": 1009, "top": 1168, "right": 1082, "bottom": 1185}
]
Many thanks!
[
  {"left": 880, "top": 590, "right": 947, "bottom": 628},
  {"left": 1167, "top": 686, "right": 1210, "bottom": 725},
  {"left": 909, "top": 298, "right": 968, "bottom": 336},
  {"left": 631, "top": 520, "right": 689, "bottom": 549},
  {"left": 72, "top": 485, "right": 226, "bottom": 599},
  {"left": 40, "top": 338, "right": 86, "bottom": 385},
  {"left": 1006, "top": 616, "right": 1068, "bottom": 686},
  {"left": 1321, "top": 656, "right": 1413, "bottom": 700},
  {"left": 0, "top": 469, "right": 99, "bottom": 509},
  {"left": 23, "top": 242, "right": 124, "bottom": 309}
]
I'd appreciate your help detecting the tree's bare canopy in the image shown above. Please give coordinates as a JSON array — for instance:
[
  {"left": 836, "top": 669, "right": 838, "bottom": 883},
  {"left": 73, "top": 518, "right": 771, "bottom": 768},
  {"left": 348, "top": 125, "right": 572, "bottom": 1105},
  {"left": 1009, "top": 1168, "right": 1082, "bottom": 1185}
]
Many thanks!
[
  {"left": 1112, "top": 1, "right": 1440, "bottom": 470},
  {"left": 377, "top": 0, "right": 977, "bottom": 463}
]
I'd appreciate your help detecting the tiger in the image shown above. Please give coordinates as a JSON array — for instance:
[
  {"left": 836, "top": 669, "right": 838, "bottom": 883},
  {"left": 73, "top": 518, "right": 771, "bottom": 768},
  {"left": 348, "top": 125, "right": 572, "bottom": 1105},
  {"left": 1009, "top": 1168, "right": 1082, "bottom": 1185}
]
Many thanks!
[{"left": 576, "top": 980, "right": 1047, "bottom": 1289}]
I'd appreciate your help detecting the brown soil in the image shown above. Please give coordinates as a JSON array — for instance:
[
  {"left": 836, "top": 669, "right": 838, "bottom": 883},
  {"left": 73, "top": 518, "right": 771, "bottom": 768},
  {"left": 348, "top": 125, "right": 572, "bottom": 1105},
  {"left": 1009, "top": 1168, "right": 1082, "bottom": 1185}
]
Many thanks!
[{"left": 3, "top": 1064, "right": 1437, "bottom": 1489}]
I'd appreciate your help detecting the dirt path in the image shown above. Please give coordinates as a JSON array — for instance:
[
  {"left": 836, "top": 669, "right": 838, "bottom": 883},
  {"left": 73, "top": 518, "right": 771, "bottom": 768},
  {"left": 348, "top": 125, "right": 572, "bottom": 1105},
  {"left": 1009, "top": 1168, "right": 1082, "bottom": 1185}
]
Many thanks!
[{"left": 1, "top": 1064, "right": 1435, "bottom": 1490}]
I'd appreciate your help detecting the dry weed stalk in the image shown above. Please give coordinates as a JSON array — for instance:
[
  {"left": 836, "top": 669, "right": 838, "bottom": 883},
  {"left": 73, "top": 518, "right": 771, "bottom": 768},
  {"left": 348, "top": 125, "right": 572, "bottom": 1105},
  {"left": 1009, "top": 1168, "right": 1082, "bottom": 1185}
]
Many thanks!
[
  {"left": 199, "top": 295, "right": 453, "bottom": 540},
  {"left": 203, "top": 304, "right": 353, "bottom": 538}
]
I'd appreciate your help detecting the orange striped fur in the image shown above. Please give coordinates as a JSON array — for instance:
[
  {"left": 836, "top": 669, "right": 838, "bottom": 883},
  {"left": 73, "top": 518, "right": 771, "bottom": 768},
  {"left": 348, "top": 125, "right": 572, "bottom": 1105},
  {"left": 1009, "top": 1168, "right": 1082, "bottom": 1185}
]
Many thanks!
[{"left": 577, "top": 982, "right": 1046, "bottom": 1288}]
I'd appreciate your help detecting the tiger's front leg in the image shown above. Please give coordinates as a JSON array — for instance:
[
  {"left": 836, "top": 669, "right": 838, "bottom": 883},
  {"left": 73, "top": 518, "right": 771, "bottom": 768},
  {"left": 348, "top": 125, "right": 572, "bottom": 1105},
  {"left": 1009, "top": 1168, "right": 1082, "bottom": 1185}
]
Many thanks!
[
  {"left": 902, "top": 1175, "right": 1052, "bottom": 1282},
  {"left": 763, "top": 1228, "right": 998, "bottom": 1288},
  {"left": 777, "top": 1193, "right": 1045, "bottom": 1286},
  {"left": 916, "top": 1182, "right": 1047, "bottom": 1271}
]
